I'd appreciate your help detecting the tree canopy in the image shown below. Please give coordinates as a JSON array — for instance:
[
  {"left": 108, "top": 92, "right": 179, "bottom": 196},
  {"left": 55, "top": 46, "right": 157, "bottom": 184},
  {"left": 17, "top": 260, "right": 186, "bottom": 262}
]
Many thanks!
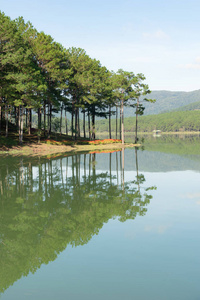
[{"left": 0, "top": 11, "right": 153, "bottom": 142}]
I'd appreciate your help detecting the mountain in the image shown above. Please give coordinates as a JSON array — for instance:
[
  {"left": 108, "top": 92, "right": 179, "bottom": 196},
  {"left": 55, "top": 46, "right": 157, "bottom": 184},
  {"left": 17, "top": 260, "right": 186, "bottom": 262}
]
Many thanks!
[
  {"left": 124, "top": 89, "right": 200, "bottom": 116},
  {"left": 52, "top": 89, "right": 200, "bottom": 120},
  {"left": 171, "top": 100, "right": 200, "bottom": 112}
]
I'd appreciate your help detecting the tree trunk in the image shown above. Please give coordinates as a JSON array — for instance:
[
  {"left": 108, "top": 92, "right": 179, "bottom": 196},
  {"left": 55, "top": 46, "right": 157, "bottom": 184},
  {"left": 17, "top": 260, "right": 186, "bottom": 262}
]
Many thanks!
[
  {"left": 109, "top": 105, "right": 111, "bottom": 139},
  {"left": 15, "top": 106, "right": 18, "bottom": 128},
  {"left": 71, "top": 103, "right": 74, "bottom": 138},
  {"left": 135, "top": 98, "right": 139, "bottom": 144},
  {"left": 65, "top": 108, "right": 68, "bottom": 135},
  {"left": 121, "top": 98, "right": 124, "bottom": 145},
  {"left": 60, "top": 103, "right": 63, "bottom": 135},
  {"left": 75, "top": 106, "right": 78, "bottom": 140},
  {"left": 38, "top": 108, "right": 39, "bottom": 129},
  {"left": 44, "top": 102, "right": 46, "bottom": 136},
  {"left": 83, "top": 110, "right": 86, "bottom": 138},
  {"left": 9, "top": 107, "right": 12, "bottom": 123},
  {"left": 48, "top": 102, "right": 50, "bottom": 137},
  {"left": 25, "top": 108, "right": 28, "bottom": 128},
  {"left": 47, "top": 102, "right": 52, "bottom": 138},
  {"left": 120, "top": 101, "right": 122, "bottom": 140},
  {"left": 91, "top": 106, "right": 95, "bottom": 140},
  {"left": 20, "top": 106, "right": 24, "bottom": 144},
  {"left": 27, "top": 109, "right": 30, "bottom": 135},
  {"left": 1, "top": 104, "right": 4, "bottom": 127},
  {"left": 28, "top": 108, "right": 31, "bottom": 135},
  {"left": 88, "top": 109, "right": 91, "bottom": 140},
  {"left": 0, "top": 105, "right": 1, "bottom": 134},
  {"left": 18, "top": 106, "right": 20, "bottom": 138},
  {"left": 19, "top": 106, "right": 24, "bottom": 145},
  {"left": 78, "top": 108, "right": 80, "bottom": 137},
  {"left": 5, "top": 105, "right": 8, "bottom": 137},
  {"left": 38, "top": 107, "right": 41, "bottom": 130},
  {"left": 116, "top": 105, "right": 118, "bottom": 139},
  {"left": 50, "top": 104, "right": 52, "bottom": 135}
]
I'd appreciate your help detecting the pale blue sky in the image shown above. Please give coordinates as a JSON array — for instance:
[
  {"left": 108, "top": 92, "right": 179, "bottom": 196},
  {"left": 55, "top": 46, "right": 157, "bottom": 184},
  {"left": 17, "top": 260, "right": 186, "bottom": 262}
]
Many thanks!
[{"left": 1, "top": 0, "right": 200, "bottom": 91}]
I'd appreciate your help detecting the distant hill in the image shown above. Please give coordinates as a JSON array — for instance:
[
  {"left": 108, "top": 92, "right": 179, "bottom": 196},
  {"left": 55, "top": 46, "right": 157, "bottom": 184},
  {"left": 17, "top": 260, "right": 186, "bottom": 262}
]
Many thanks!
[
  {"left": 124, "top": 89, "right": 200, "bottom": 116},
  {"left": 171, "top": 100, "right": 200, "bottom": 112},
  {"left": 96, "top": 110, "right": 200, "bottom": 133},
  {"left": 54, "top": 89, "right": 200, "bottom": 121}
]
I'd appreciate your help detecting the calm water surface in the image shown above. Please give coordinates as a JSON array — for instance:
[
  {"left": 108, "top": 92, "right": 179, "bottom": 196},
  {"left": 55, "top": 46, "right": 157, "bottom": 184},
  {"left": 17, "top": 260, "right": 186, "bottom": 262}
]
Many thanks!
[{"left": 0, "top": 137, "right": 200, "bottom": 299}]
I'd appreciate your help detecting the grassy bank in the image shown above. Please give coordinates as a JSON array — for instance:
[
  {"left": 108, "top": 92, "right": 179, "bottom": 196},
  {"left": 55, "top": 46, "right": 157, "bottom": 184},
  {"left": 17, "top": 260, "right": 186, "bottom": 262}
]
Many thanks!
[{"left": 0, "top": 131, "right": 137, "bottom": 157}]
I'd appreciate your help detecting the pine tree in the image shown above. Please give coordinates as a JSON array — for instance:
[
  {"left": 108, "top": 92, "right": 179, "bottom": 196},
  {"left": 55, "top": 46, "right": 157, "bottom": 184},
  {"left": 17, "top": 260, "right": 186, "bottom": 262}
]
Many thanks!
[
  {"left": 129, "top": 73, "right": 155, "bottom": 143},
  {"left": 32, "top": 32, "right": 70, "bottom": 137},
  {"left": 111, "top": 70, "right": 137, "bottom": 144}
]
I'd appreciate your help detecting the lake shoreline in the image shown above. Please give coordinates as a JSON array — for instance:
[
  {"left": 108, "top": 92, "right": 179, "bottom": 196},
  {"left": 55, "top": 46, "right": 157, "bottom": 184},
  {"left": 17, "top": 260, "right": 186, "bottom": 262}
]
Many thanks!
[
  {"left": 97, "top": 131, "right": 200, "bottom": 136},
  {"left": 0, "top": 142, "right": 138, "bottom": 157}
]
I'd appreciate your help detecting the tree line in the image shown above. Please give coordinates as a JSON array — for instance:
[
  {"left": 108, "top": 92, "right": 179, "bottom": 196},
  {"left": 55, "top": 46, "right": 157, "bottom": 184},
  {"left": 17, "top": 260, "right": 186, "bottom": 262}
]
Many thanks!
[
  {"left": 125, "top": 110, "right": 200, "bottom": 133},
  {"left": 0, "top": 11, "right": 154, "bottom": 144},
  {"left": 95, "top": 110, "right": 200, "bottom": 134}
]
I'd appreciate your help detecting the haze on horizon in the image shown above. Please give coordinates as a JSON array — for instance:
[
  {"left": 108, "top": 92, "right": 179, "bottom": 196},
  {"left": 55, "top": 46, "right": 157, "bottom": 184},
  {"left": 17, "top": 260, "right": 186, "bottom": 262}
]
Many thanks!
[{"left": 1, "top": 0, "right": 200, "bottom": 92}]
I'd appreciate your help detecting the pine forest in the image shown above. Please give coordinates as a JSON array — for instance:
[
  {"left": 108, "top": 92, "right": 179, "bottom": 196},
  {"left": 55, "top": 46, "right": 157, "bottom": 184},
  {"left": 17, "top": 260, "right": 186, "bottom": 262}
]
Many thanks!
[{"left": 0, "top": 11, "right": 154, "bottom": 145}]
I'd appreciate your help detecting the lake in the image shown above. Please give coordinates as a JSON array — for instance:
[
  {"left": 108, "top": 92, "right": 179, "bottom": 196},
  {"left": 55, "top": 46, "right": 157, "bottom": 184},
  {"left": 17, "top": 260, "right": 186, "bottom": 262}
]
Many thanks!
[{"left": 0, "top": 135, "right": 200, "bottom": 299}]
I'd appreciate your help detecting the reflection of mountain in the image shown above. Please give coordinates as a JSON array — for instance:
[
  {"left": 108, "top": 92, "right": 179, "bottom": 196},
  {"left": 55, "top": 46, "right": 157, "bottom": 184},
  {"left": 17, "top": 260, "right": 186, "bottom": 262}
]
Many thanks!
[
  {"left": 0, "top": 152, "right": 154, "bottom": 294},
  {"left": 137, "top": 151, "right": 200, "bottom": 172},
  {"left": 92, "top": 135, "right": 200, "bottom": 173},
  {"left": 90, "top": 149, "right": 200, "bottom": 172},
  {"left": 142, "top": 135, "right": 200, "bottom": 172}
]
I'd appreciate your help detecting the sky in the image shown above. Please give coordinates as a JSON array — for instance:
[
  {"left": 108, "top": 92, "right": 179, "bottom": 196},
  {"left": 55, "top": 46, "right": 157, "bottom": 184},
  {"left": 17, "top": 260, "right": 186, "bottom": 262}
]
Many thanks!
[{"left": 1, "top": 0, "right": 200, "bottom": 92}]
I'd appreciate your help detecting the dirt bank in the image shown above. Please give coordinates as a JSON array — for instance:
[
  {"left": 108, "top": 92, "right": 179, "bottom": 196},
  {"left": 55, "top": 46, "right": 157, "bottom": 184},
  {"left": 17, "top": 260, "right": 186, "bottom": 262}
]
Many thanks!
[{"left": 0, "top": 142, "right": 138, "bottom": 157}]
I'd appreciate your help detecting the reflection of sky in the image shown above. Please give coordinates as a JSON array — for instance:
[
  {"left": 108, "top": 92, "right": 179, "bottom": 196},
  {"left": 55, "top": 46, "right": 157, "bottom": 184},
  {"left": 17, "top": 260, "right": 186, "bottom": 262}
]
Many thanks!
[{"left": 2, "top": 156, "right": 200, "bottom": 300}]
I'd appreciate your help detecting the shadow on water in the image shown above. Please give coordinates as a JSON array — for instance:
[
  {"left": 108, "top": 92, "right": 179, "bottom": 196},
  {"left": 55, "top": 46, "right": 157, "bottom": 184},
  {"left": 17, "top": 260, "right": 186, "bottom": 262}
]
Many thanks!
[{"left": 0, "top": 149, "right": 156, "bottom": 294}]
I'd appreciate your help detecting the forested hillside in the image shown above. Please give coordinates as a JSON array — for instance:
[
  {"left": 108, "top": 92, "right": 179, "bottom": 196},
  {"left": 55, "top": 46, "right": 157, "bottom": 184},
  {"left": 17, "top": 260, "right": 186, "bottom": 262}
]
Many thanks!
[
  {"left": 96, "top": 110, "right": 200, "bottom": 133},
  {"left": 171, "top": 100, "right": 200, "bottom": 112},
  {"left": 124, "top": 89, "right": 200, "bottom": 116}
]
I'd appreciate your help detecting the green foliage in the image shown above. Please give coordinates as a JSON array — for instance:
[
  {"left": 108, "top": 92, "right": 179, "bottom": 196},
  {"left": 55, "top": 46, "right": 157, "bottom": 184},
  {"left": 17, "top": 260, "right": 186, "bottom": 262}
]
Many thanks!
[
  {"left": 171, "top": 100, "right": 200, "bottom": 112},
  {"left": 95, "top": 110, "right": 200, "bottom": 133},
  {"left": 52, "top": 117, "right": 60, "bottom": 133},
  {"left": 0, "top": 11, "right": 154, "bottom": 144}
]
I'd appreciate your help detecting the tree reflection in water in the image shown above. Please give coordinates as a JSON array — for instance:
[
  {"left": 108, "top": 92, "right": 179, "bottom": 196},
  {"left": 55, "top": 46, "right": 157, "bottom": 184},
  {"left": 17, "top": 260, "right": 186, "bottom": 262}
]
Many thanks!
[{"left": 0, "top": 150, "right": 156, "bottom": 294}]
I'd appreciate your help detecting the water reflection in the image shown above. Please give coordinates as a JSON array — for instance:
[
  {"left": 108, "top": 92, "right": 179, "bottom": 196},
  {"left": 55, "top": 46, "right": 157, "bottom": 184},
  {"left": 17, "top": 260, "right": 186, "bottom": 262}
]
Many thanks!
[
  {"left": 143, "top": 134, "right": 200, "bottom": 156},
  {"left": 0, "top": 150, "right": 156, "bottom": 294}
]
